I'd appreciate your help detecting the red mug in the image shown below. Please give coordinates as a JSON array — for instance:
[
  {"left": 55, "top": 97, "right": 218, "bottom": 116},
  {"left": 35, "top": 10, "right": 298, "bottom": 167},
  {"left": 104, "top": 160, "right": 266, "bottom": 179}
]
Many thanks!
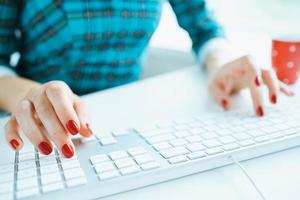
[{"left": 272, "top": 37, "right": 300, "bottom": 85}]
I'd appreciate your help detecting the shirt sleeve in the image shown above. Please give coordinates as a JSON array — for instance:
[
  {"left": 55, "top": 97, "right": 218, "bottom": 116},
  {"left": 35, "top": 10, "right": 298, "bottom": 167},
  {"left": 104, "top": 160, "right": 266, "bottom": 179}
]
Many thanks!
[
  {"left": 168, "top": 0, "right": 224, "bottom": 54},
  {"left": 0, "top": 0, "right": 19, "bottom": 76}
]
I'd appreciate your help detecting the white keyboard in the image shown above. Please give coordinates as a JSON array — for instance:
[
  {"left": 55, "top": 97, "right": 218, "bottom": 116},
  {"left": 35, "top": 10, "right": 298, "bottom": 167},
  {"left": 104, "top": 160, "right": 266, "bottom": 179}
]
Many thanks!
[{"left": 1, "top": 101, "right": 300, "bottom": 200}]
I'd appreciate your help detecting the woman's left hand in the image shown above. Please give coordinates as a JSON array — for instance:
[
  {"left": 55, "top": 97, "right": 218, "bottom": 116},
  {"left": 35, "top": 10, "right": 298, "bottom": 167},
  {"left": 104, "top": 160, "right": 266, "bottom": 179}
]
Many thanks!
[{"left": 208, "top": 55, "right": 294, "bottom": 116}]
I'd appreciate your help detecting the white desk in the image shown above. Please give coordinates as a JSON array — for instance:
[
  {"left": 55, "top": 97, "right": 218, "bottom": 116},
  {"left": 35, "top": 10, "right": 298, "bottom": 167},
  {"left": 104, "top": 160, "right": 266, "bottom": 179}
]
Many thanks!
[{"left": 1, "top": 67, "right": 300, "bottom": 200}]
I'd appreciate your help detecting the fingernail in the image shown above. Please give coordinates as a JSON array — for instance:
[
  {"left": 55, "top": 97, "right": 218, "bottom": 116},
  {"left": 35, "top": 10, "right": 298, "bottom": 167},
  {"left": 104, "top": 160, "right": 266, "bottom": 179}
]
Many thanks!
[
  {"left": 10, "top": 139, "right": 19, "bottom": 150},
  {"left": 255, "top": 76, "right": 260, "bottom": 86},
  {"left": 271, "top": 94, "right": 277, "bottom": 104},
  {"left": 86, "top": 123, "right": 93, "bottom": 135},
  {"left": 221, "top": 99, "right": 228, "bottom": 109},
  {"left": 66, "top": 120, "right": 79, "bottom": 135},
  {"left": 257, "top": 106, "right": 264, "bottom": 117},
  {"left": 38, "top": 141, "right": 52, "bottom": 155},
  {"left": 62, "top": 143, "right": 74, "bottom": 158}
]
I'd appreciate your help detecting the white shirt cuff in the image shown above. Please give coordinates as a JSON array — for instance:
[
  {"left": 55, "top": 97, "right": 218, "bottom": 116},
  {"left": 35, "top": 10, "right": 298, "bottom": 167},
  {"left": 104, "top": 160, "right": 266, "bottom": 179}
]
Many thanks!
[{"left": 0, "top": 65, "right": 17, "bottom": 77}]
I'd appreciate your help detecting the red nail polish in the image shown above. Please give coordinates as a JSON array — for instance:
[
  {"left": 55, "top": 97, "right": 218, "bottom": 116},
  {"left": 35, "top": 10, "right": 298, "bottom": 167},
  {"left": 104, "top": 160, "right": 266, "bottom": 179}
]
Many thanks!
[
  {"left": 221, "top": 99, "right": 227, "bottom": 109},
  {"left": 66, "top": 120, "right": 79, "bottom": 135},
  {"left": 62, "top": 144, "right": 74, "bottom": 158},
  {"left": 38, "top": 141, "right": 52, "bottom": 155},
  {"left": 257, "top": 106, "right": 264, "bottom": 117},
  {"left": 271, "top": 94, "right": 277, "bottom": 104},
  {"left": 86, "top": 123, "right": 93, "bottom": 135},
  {"left": 10, "top": 139, "right": 19, "bottom": 150},
  {"left": 255, "top": 76, "right": 260, "bottom": 86}
]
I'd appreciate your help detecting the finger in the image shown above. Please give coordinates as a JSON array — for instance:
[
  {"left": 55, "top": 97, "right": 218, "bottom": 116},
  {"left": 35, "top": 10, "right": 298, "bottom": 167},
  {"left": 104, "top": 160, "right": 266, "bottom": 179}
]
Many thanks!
[
  {"left": 74, "top": 97, "right": 93, "bottom": 137},
  {"left": 209, "top": 80, "right": 232, "bottom": 111},
  {"left": 249, "top": 75, "right": 264, "bottom": 117},
  {"left": 279, "top": 82, "right": 294, "bottom": 96},
  {"left": 28, "top": 94, "right": 75, "bottom": 158},
  {"left": 14, "top": 100, "right": 53, "bottom": 155},
  {"left": 45, "top": 82, "right": 80, "bottom": 135},
  {"left": 4, "top": 116, "right": 23, "bottom": 151},
  {"left": 261, "top": 69, "right": 278, "bottom": 104}
]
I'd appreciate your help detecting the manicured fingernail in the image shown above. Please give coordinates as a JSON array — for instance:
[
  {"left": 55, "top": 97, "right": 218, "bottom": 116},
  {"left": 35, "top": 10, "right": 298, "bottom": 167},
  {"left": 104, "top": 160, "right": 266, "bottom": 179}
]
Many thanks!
[
  {"left": 257, "top": 106, "right": 264, "bottom": 117},
  {"left": 38, "top": 141, "right": 52, "bottom": 155},
  {"left": 221, "top": 99, "right": 228, "bottom": 109},
  {"left": 255, "top": 76, "right": 260, "bottom": 86},
  {"left": 86, "top": 123, "right": 93, "bottom": 135},
  {"left": 271, "top": 94, "right": 277, "bottom": 104},
  {"left": 10, "top": 139, "right": 19, "bottom": 150},
  {"left": 66, "top": 120, "right": 79, "bottom": 135},
  {"left": 62, "top": 144, "right": 74, "bottom": 158}
]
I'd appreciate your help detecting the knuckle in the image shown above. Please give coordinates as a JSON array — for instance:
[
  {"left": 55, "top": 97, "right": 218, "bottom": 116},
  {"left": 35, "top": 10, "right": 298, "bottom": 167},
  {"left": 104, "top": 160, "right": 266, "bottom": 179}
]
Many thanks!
[{"left": 45, "top": 81, "right": 67, "bottom": 95}]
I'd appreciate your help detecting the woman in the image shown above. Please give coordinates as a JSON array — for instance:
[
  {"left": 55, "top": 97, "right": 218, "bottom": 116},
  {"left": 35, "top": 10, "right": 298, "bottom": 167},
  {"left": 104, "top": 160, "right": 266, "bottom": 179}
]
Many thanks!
[{"left": 0, "top": 0, "right": 292, "bottom": 158}]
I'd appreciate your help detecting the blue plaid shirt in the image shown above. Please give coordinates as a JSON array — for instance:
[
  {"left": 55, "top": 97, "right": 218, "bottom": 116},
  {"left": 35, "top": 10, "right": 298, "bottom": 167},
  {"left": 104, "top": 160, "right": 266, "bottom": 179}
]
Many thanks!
[{"left": 0, "top": 0, "right": 223, "bottom": 95}]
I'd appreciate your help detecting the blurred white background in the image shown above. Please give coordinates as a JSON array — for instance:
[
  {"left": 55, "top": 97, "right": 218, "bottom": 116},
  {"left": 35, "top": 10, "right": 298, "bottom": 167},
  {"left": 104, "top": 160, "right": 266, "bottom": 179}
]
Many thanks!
[{"left": 144, "top": 0, "right": 300, "bottom": 77}]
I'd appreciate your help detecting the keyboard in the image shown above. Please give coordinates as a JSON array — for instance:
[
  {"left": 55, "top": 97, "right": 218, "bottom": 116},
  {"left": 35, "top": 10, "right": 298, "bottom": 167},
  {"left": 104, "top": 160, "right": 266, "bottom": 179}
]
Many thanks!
[{"left": 1, "top": 100, "right": 300, "bottom": 200}]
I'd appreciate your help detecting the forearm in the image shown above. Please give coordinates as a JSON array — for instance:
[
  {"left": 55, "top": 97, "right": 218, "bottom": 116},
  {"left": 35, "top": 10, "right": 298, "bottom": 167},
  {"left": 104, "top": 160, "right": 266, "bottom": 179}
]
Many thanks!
[{"left": 0, "top": 76, "right": 40, "bottom": 112}]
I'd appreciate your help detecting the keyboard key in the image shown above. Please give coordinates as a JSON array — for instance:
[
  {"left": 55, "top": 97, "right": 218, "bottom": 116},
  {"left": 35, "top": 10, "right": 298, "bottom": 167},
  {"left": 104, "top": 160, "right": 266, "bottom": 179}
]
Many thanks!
[
  {"left": 140, "top": 162, "right": 160, "bottom": 171},
  {"left": 173, "top": 131, "right": 190, "bottom": 138},
  {"left": 120, "top": 165, "right": 140, "bottom": 175},
  {"left": 17, "top": 168, "right": 37, "bottom": 180},
  {"left": 201, "top": 132, "right": 218, "bottom": 140},
  {"left": 94, "top": 162, "right": 115, "bottom": 174},
  {"left": 205, "top": 147, "right": 224, "bottom": 155},
  {"left": 17, "top": 160, "right": 36, "bottom": 170},
  {"left": 111, "top": 129, "right": 131, "bottom": 136},
  {"left": 114, "top": 158, "right": 136, "bottom": 169},
  {"left": 127, "top": 147, "right": 147, "bottom": 156},
  {"left": 160, "top": 147, "right": 189, "bottom": 159},
  {"left": 134, "top": 154, "right": 155, "bottom": 165},
  {"left": 17, "top": 177, "right": 38, "bottom": 190},
  {"left": 152, "top": 142, "right": 172, "bottom": 151},
  {"left": 233, "top": 133, "right": 251, "bottom": 141},
  {"left": 187, "top": 151, "right": 206, "bottom": 160},
  {"left": 42, "top": 182, "right": 64, "bottom": 193},
  {"left": 248, "top": 130, "right": 265, "bottom": 137},
  {"left": 282, "top": 129, "right": 298, "bottom": 136},
  {"left": 99, "top": 137, "right": 117, "bottom": 145},
  {"left": 270, "top": 132, "right": 284, "bottom": 139},
  {"left": 0, "top": 172, "right": 14, "bottom": 183},
  {"left": 174, "top": 125, "right": 190, "bottom": 131},
  {"left": 0, "top": 193, "right": 12, "bottom": 200},
  {"left": 61, "top": 160, "right": 81, "bottom": 170},
  {"left": 18, "top": 153, "right": 36, "bottom": 162},
  {"left": 90, "top": 154, "right": 110, "bottom": 165},
  {"left": 64, "top": 168, "right": 85, "bottom": 180},
  {"left": 0, "top": 164, "right": 14, "bottom": 174},
  {"left": 239, "top": 139, "right": 255, "bottom": 147},
  {"left": 185, "top": 135, "right": 202, "bottom": 143},
  {"left": 98, "top": 170, "right": 120, "bottom": 180},
  {"left": 41, "top": 173, "right": 61, "bottom": 185},
  {"left": 66, "top": 177, "right": 87, "bottom": 188},
  {"left": 16, "top": 188, "right": 38, "bottom": 199},
  {"left": 109, "top": 151, "right": 129, "bottom": 160},
  {"left": 202, "top": 139, "right": 222, "bottom": 148},
  {"left": 40, "top": 164, "right": 59, "bottom": 175},
  {"left": 146, "top": 134, "right": 175, "bottom": 144},
  {"left": 185, "top": 143, "right": 205, "bottom": 152},
  {"left": 169, "top": 138, "right": 188, "bottom": 147},
  {"left": 0, "top": 182, "right": 13, "bottom": 194},
  {"left": 254, "top": 136, "right": 269, "bottom": 143},
  {"left": 140, "top": 128, "right": 174, "bottom": 138},
  {"left": 218, "top": 136, "right": 236, "bottom": 144},
  {"left": 168, "top": 155, "right": 188, "bottom": 164},
  {"left": 38, "top": 157, "right": 58, "bottom": 166},
  {"left": 222, "top": 143, "right": 240, "bottom": 151}
]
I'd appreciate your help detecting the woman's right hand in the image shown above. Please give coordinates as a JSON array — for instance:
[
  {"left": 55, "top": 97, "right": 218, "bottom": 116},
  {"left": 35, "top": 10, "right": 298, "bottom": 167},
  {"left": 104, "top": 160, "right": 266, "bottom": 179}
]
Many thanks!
[{"left": 4, "top": 81, "right": 93, "bottom": 158}]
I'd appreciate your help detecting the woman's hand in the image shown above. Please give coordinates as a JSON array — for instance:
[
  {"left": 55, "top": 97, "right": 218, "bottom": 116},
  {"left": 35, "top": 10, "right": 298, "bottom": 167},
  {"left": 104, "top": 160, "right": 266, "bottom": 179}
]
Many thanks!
[
  {"left": 208, "top": 55, "right": 294, "bottom": 116},
  {"left": 4, "top": 81, "right": 93, "bottom": 158}
]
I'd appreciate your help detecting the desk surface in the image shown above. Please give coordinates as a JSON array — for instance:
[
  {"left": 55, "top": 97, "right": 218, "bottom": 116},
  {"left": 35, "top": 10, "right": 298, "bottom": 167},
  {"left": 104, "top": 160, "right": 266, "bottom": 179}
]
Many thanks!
[{"left": 1, "top": 67, "right": 300, "bottom": 200}]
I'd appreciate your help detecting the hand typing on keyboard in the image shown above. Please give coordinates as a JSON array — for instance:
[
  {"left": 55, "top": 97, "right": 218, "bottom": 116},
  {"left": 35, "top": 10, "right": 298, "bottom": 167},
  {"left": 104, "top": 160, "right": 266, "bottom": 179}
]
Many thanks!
[
  {"left": 207, "top": 55, "right": 294, "bottom": 116},
  {"left": 3, "top": 81, "right": 93, "bottom": 158}
]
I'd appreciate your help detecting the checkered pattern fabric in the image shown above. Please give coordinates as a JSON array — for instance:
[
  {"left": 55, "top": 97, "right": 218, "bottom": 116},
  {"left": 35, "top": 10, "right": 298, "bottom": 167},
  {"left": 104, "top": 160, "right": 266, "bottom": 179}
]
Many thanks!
[{"left": 0, "top": 0, "right": 223, "bottom": 95}]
